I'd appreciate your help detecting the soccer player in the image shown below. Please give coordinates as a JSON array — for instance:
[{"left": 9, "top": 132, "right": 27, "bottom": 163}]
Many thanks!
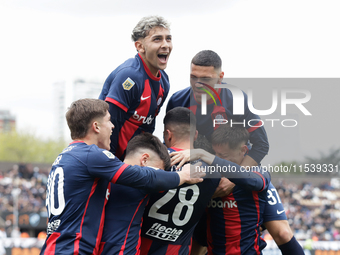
[
  {"left": 262, "top": 184, "right": 305, "bottom": 254},
  {"left": 39, "top": 99, "right": 203, "bottom": 255},
  {"left": 189, "top": 125, "right": 303, "bottom": 254},
  {"left": 139, "top": 107, "right": 220, "bottom": 255},
  {"left": 98, "top": 15, "right": 173, "bottom": 255},
  {"left": 169, "top": 131, "right": 271, "bottom": 255},
  {"left": 204, "top": 125, "right": 270, "bottom": 254},
  {"left": 99, "top": 15, "right": 172, "bottom": 160},
  {"left": 100, "top": 132, "right": 182, "bottom": 254},
  {"left": 188, "top": 146, "right": 304, "bottom": 254},
  {"left": 166, "top": 50, "right": 269, "bottom": 168}
]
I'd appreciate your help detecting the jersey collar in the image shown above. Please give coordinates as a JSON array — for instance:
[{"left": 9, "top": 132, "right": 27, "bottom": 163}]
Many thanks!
[
  {"left": 169, "top": 146, "right": 183, "bottom": 152},
  {"left": 138, "top": 53, "right": 161, "bottom": 81},
  {"left": 69, "top": 140, "right": 85, "bottom": 145}
]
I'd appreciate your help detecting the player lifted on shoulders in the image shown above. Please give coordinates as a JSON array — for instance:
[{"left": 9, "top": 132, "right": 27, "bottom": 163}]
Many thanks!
[{"left": 99, "top": 15, "right": 172, "bottom": 159}]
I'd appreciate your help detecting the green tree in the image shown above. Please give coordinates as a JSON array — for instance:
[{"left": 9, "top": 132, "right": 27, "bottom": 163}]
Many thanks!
[
  {"left": 304, "top": 147, "right": 340, "bottom": 176},
  {"left": 0, "top": 131, "right": 66, "bottom": 163}
]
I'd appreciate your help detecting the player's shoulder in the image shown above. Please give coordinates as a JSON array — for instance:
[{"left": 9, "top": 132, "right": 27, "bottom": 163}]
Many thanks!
[
  {"left": 167, "top": 87, "right": 191, "bottom": 111},
  {"left": 60, "top": 142, "right": 89, "bottom": 156},
  {"left": 160, "top": 69, "right": 169, "bottom": 81},
  {"left": 113, "top": 65, "right": 144, "bottom": 86},
  {"left": 171, "top": 87, "right": 191, "bottom": 98},
  {"left": 84, "top": 145, "right": 116, "bottom": 163},
  {"left": 89, "top": 145, "right": 114, "bottom": 156},
  {"left": 268, "top": 181, "right": 275, "bottom": 189},
  {"left": 159, "top": 70, "right": 170, "bottom": 92},
  {"left": 106, "top": 55, "right": 144, "bottom": 85}
]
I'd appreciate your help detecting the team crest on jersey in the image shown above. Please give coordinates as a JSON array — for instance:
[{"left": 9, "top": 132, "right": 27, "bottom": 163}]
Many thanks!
[
  {"left": 102, "top": 150, "right": 115, "bottom": 159},
  {"left": 157, "top": 97, "right": 163, "bottom": 106},
  {"left": 212, "top": 112, "right": 227, "bottom": 127},
  {"left": 122, "top": 77, "right": 135, "bottom": 90}
]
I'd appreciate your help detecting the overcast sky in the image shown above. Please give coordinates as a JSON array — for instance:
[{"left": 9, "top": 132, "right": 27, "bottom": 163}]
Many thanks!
[{"left": 0, "top": 0, "right": 339, "bottom": 165}]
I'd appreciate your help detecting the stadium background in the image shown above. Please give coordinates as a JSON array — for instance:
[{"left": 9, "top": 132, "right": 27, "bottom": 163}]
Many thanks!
[
  {"left": 1, "top": 161, "right": 340, "bottom": 254},
  {"left": 1, "top": 0, "right": 340, "bottom": 254}
]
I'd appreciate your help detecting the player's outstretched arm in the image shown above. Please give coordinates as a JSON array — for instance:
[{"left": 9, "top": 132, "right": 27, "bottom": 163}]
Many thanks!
[
  {"left": 170, "top": 149, "right": 270, "bottom": 191},
  {"left": 112, "top": 162, "right": 204, "bottom": 192}
]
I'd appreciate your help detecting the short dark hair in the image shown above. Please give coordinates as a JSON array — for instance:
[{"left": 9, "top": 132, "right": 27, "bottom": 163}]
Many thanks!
[
  {"left": 66, "top": 98, "right": 109, "bottom": 140},
  {"left": 211, "top": 124, "right": 249, "bottom": 150},
  {"left": 164, "top": 107, "right": 196, "bottom": 140},
  {"left": 194, "top": 134, "right": 215, "bottom": 154},
  {"left": 191, "top": 50, "right": 222, "bottom": 69},
  {"left": 126, "top": 133, "right": 171, "bottom": 170}
]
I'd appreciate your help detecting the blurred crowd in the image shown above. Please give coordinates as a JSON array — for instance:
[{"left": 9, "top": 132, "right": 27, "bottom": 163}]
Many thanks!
[
  {"left": 266, "top": 178, "right": 340, "bottom": 242},
  {"left": 0, "top": 164, "right": 49, "bottom": 238},
  {"left": 1, "top": 163, "right": 340, "bottom": 241},
  {"left": 0, "top": 164, "right": 48, "bottom": 214}
]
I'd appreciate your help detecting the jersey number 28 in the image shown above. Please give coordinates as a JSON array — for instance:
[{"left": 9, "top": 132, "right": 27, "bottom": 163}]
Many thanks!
[{"left": 148, "top": 185, "right": 199, "bottom": 226}]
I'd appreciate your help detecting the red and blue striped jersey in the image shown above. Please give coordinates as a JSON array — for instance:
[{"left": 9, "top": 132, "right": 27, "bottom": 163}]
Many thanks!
[
  {"left": 99, "top": 184, "right": 150, "bottom": 255},
  {"left": 40, "top": 142, "right": 181, "bottom": 255},
  {"left": 166, "top": 87, "right": 269, "bottom": 164},
  {"left": 140, "top": 147, "right": 220, "bottom": 255},
  {"left": 206, "top": 167, "right": 270, "bottom": 255},
  {"left": 99, "top": 53, "right": 170, "bottom": 159}
]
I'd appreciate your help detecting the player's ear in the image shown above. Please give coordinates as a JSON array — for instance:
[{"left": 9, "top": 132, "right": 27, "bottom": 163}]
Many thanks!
[
  {"left": 92, "top": 121, "right": 100, "bottom": 134},
  {"left": 218, "top": 71, "right": 224, "bottom": 83},
  {"left": 135, "top": 40, "right": 145, "bottom": 54},
  {"left": 194, "top": 130, "right": 198, "bottom": 141},
  {"left": 140, "top": 153, "right": 150, "bottom": 166},
  {"left": 164, "top": 129, "right": 172, "bottom": 142},
  {"left": 240, "top": 144, "right": 248, "bottom": 155}
]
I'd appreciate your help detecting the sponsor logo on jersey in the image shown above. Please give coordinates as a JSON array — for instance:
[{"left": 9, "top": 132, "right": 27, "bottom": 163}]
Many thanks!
[
  {"left": 277, "top": 209, "right": 285, "bottom": 214},
  {"left": 208, "top": 199, "right": 237, "bottom": 209},
  {"left": 141, "top": 95, "right": 151, "bottom": 101},
  {"left": 145, "top": 223, "right": 183, "bottom": 242},
  {"left": 122, "top": 77, "right": 135, "bottom": 90},
  {"left": 102, "top": 150, "right": 115, "bottom": 159},
  {"left": 157, "top": 97, "right": 163, "bottom": 106},
  {"left": 132, "top": 111, "right": 154, "bottom": 124}
]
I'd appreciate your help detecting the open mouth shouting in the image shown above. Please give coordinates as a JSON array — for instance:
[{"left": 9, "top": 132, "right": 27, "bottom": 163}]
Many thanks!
[{"left": 158, "top": 52, "right": 169, "bottom": 64}]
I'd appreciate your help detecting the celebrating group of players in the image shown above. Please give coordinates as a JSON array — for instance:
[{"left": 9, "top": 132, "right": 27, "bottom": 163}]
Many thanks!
[{"left": 40, "top": 16, "right": 305, "bottom": 254}]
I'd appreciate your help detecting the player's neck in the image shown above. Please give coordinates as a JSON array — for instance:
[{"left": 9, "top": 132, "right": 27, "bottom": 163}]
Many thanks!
[
  {"left": 139, "top": 53, "right": 160, "bottom": 77},
  {"left": 79, "top": 135, "right": 97, "bottom": 148},
  {"left": 170, "top": 140, "right": 192, "bottom": 150}
]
